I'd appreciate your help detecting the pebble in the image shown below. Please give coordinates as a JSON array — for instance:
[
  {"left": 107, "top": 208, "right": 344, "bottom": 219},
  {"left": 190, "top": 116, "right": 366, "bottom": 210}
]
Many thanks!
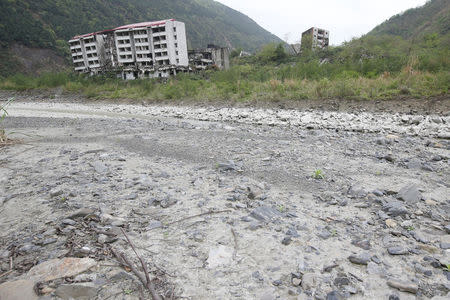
[
  {"left": 282, "top": 236, "right": 292, "bottom": 245},
  {"left": 388, "top": 246, "right": 409, "bottom": 255},
  {"left": 348, "top": 252, "right": 371, "bottom": 265}
]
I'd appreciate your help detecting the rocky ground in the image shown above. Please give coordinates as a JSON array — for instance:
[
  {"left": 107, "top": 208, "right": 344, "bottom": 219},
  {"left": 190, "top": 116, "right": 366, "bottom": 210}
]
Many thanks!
[{"left": 0, "top": 95, "right": 449, "bottom": 300}]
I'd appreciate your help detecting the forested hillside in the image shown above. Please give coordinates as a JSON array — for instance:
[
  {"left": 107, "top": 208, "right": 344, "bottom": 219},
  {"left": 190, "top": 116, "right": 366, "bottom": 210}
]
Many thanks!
[
  {"left": 0, "top": 0, "right": 280, "bottom": 51},
  {"left": 368, "top": 0, "right": 449, "bottom": 39}
]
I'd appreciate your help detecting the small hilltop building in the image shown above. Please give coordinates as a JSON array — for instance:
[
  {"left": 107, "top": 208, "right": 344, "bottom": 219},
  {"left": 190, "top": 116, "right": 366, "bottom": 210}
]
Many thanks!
[{"left": 301, "top": 27, "right": 330, "bottom": 51}]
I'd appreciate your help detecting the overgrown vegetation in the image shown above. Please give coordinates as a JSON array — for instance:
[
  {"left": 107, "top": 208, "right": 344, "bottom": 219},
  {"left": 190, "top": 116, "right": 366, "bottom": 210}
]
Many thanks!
[{"left": 1, "top": 32, "right": 447, "bottom": 101}]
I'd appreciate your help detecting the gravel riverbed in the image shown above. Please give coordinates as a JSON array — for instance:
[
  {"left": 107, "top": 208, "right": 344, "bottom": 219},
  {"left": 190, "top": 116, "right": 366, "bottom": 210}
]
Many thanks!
[{"left": 0, "top": 97, "right": 449, "bottom": 299}]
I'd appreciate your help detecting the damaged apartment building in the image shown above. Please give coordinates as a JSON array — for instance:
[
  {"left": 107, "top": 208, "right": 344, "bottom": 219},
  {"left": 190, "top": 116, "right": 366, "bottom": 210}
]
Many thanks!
[
  {"left": 188, "top": 44, "right": 230, "bottom": 70},
  {"left": 69, "top": 19, "right": 189, "bottom": 79},
  {"left": 301, "top": 27, "right": 330, "bottom": 51}
]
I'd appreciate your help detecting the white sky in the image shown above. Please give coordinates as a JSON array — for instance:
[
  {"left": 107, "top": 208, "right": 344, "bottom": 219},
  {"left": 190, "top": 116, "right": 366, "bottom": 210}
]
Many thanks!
[{"left": 215, "top": 0, "right": 428, "bottom": 45}]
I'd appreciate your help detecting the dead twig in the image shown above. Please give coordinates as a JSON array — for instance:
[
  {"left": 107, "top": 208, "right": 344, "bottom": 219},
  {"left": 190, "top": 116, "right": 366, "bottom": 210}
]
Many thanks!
[
  {"left": 118, "top": 228, "right": 162, "bottom": 300},
  {"left": 231, "top": 228, "right": 238, "bottom": 260},
  {"left": 165, "top": 209, "right": 231, "bottom": 227},
  {"left": 111, "top": 248, "right": 161, "bottom": 300},
  {"left": 0, "top": 270, "right": 13, "bottom": 279}
]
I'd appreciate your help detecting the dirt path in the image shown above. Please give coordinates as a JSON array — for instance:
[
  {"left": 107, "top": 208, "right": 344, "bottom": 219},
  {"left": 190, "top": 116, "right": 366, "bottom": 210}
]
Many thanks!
[{"left": 0, "top": 99, "right": 449, "bottom": 299}]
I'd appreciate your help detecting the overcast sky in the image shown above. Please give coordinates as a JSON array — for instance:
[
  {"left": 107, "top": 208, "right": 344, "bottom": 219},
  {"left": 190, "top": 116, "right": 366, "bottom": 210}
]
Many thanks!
[{"left": 215, "top": 0, "right": 428, "bottom": 45}]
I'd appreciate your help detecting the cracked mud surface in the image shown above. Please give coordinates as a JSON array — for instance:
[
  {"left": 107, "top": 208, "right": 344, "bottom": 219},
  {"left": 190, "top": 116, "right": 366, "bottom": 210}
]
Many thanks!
[{"left": 0, "top": 97, "right": 449, "bottom": 299}]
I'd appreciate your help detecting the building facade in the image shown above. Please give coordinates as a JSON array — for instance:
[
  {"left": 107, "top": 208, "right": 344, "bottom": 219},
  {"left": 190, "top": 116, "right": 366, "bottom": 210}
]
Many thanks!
[
  {"left": 69, "top": 19, "right": 189, "bottom": 79},
  {"left": 301, "top": 27, "right": 330, "bottom": 51},
  {"left": 188, "top": 44, "right": 230, "bottom": 70}
]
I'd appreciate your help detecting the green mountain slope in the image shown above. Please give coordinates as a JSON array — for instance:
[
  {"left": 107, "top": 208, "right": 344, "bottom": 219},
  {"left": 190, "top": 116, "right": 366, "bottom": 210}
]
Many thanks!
[
  {"left": 0, "top": 0, "right": 281, "bottom": 51},
  {"left": 367, "top": 0, "right": 449, "bottom": 38}
]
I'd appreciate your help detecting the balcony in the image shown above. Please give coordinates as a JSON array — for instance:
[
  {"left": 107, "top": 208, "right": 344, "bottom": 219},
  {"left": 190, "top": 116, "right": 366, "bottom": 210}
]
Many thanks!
[
  {"left": 70, "top": 45, "right": 82, "bottom": 50},
  {"left": 116, "top": 35, "right": 131, "bottom": 40},
  {"left": 117, "top": 50, "right": 133, "bottom": 55},
  {"left": 73, "top": 57, "right": 84, "bottom": 63},
  {"left": 75, "top": 66, "right": 86, "bottom": 71},
  {"left": 134, "top": 34, "right": 148, "bottom": 39},
  {"left": 85, "top": 49, "right": 97, "bottom": 55}
]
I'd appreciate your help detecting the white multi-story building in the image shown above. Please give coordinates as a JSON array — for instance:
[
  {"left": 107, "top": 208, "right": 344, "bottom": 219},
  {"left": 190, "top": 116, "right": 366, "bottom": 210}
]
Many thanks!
[{"left": 69, "top": 19, "right": 189, "bottom": 79}]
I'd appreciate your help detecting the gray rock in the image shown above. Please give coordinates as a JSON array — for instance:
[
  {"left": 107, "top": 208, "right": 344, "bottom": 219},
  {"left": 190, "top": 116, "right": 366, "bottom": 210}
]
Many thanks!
[
  {"left": 62, "top": 218, "right": 77, "bottom": 226},
  {"left": 218, "top": 160, "right": 242, "bottom": 172},
  {"left": 387, "top": 280, "right": 418, "bottom": 294},
  {"left": 348, "top": 252, "right": 371, "bottom": 265},
  {"left": 372, "top": 189, "right": 384, "bottom": 197},
  {"left": 388, "top": 246, "right": 409, "bottom": 255},
  {"left": 91, "top": 161, "right": 108, "bottom": 174},
  {"left": 50, "top": 188, "right": 64, "bottom": 198},
  {"left": 55, "top": 284, "right": 97, "bottom": 299},
  {"left": 348, "top": 185, "right": 367, "bottom": 199},
  {"left": 326, "top": 291, "right": 342, "bottom": 300},
  {"left": 68, "top": 208, "right": 95, "bottom": 219},
  {"left": 0, "top": 280, "right": 38, "bottom": 300},
  {"left": 282, "top": 236, "right": 292, "bottom": 245},
  {"left": 249, "top": 206, "right": 282, "bottom": 223},
  {"left": 412, "top": 232, "right": 429, "bottom": 244},
  {"left": 148, "top": 220, "right": 162, "bottom": 230},
  {"left": 317, "top": 229, "right": 332, "bottom": 239},
  {"left": 301, "top": 273, "right": 318, "bottom": 290},
  {"left": 440, "top": 242, "right": 450, "bottom": 250},
  {"left": 38, "top": 238, "right": 57, "bottom": 246},
  {"left": 160, "top": 196, "right": 178, "bottom": 208},
  {"left": 397, "top": 184, "right": 421, "bottom": 203},
  {"left": 367, "top": 262, "right": 383, "bottom": 275},
  {"left": 383, "top": 200, "right": 408, "bottom": 217},
  {"left": 445, "top": 225, "right": 450, "bottom": 234},
  {"left": 272, "top": 279, "right": 282, "bottom": 286},
  {"left": 410, "top": 115, "right": 423, "bottom": 125}
]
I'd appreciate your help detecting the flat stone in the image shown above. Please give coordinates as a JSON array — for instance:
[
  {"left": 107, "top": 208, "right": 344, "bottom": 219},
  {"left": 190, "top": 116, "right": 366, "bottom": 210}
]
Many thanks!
[
  {"left": 348, "top": 252, "right": 371, "bottom": 265},
  {"left": 55, "top": 284, "right": 97, "bottom": 299},
  {"left": 68, "top": 208, "right": 96, "bottom": 219},
  {"left": 440, "top": 242, "right": 450, "bottom": 250},
  {"left": 0, "top": 280, "right": 38, "bottom": 300},
  {"left": 387, "top": 280, "right": 418, "bottom": 294},
  {"left": 206, "top": 245, "right": 233, "bottom": 268},
  {"left": 388, "top": 246, "right": 409, "bottom": 255},
  {"left": 249, "top": 206, "right": 282, "bottom": 223},
  {"left": 397, "top": 184, "right": 421, "bottom": 203},
  {"left": 27, "top": 257, "right": 96, "bottom": 282}
]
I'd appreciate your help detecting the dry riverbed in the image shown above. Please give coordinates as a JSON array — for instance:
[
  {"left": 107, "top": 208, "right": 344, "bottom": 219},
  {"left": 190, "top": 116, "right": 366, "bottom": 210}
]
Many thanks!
[{"left": 0, "top": 96, "right": 449, "bottom": 300}]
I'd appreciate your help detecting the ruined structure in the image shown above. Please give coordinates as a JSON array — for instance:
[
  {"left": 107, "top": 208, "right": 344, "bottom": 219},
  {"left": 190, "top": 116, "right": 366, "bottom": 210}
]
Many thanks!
[
  {"left": 69, "top": 19, "right": 189, "bottom": 79},
  {"left": 301, "top": 27, "right": 330, "bottom": 51},
  {"left": 188, "top": 44, "right": 230, "bottom": 70}
]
